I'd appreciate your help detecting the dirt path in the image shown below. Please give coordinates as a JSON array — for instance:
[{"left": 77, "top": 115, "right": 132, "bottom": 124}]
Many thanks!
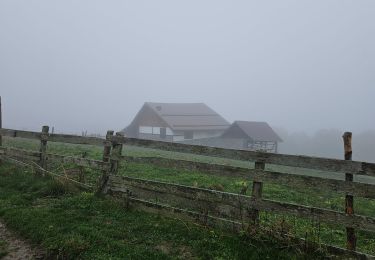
[{"left": 0, "top": 220, "right": 44, "bottom": 260}]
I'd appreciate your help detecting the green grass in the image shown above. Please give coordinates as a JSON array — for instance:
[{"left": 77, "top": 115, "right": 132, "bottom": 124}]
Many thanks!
[
  {"left": 0, "top": 239, "right": 7, "bottom": 258},
  {"left": 2, "top": 136, "right": 375, "bottom": 255},
  {"left": 118, "top": 161, "right": 375, "bottom": 254},
  {"left": 0, "top": 163, "right": 320, "bottom": 259},
  {"left": 119, "top": 161, "right": 375, "bottom": 215}
]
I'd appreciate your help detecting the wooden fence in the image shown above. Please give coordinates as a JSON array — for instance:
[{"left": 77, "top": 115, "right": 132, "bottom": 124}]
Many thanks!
[{"left": 0, "top": 126, "right": 375, "bottom": 258}]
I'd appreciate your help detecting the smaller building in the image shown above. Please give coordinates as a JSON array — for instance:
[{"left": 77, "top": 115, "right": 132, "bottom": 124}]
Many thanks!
[{"left": 221, "top": 121, "right": 282, "bottom": 153}]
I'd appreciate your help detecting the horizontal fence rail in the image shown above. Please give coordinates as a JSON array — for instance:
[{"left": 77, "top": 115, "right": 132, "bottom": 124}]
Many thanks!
[
  {"left": 0, "top": 147, "right": 109, "bottom": 171},
  {"left": 121, "top": 156, "right": 375, "bottom": 200},
  {"left": 1, "top": 127, "right": 375, "bottom": 176},
  {"left": 107, "top": 175, "right": 375, "bottom": 232},
  {"left": 111, "top": 135, "right": 375, "bottom": 177},
  {"left": 0, "top": 147, "right": 41, "bottom": 162},
  {"left": 46, "top": 153, "right": 109, "bottom": 170},
  {"left": 0, "top": 128, "right": 105, "bottom": 146}
]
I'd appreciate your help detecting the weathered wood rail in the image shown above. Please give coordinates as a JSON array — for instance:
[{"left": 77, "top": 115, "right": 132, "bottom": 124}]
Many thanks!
[
  {"left": 1, "top": 126, "right": 375, "bottom": 258},
  {"left": 0, "top": 147, "right": 109, "bottom": 171},
  {"left": 0, "top": 128, "right": 104, "bottom": 146},
  {"left": 0, "top": 127, "right": 109, "bottom": 188},
  {"left": 107, "top": 175, "right": 375, "bottom": 232},
  {"left": 111, "top": 135, "right": 375, "bottom": 177},
  {"left": 1, "top": 127, "right": 375, "bottom": 176},
  {"left": 121, "top": 156, "right": 375, "bottom": 199}
]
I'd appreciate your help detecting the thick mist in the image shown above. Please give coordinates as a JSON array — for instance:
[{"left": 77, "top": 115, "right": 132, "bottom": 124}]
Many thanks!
[
  {"left": 1, "top": 1, "right": 374, "bottom": 161},
  {"left": 274, "top": 127, "right": 375, "bottom": 162}
]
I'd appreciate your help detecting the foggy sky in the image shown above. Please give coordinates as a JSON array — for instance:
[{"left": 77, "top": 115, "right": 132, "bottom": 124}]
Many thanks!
[{"left": 1, "top": 1, "right": 374, "bottom": 135}]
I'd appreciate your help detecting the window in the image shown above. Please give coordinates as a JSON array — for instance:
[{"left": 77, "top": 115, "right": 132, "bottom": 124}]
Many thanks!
[
  {"left": 160, "top": 128, "right": 167, "bottom": 139},
  {"left": 139, "top": 126, "right": 152, "bottom": 134},
  {"left": 184, "top": 131, "right": 193, "bottom": 140},
  {"left": 166, "top": 128, "right": 173, "bottom": 135},
  {"left": 152, "top": 127, "right": 160, "bottom": 135}
]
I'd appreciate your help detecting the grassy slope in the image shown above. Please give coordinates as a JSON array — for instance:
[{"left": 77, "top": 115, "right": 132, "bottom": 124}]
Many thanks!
[
  {"left": 0, "top": 163, "right": 319, "bottom": 259},
  {"left": 2, "top": 137, "right": 375, "bottom": 255}
]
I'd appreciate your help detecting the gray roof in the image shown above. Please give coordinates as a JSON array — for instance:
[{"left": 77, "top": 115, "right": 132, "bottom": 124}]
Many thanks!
[
  {"left": 146, "top": 102, "right": 230, "bottom": 131},
  {"left": 226, "top": 121, "right": 283, "bottom": 142}
]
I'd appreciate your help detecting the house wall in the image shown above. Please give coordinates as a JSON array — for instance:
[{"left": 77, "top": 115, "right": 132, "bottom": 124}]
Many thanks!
[
  {"left": 139, "top": 126, "right": 173, "bottom": 135},
  {"left": 172, "top": 135, "right": 185, "bottom": 142},
  {"left": 180, "top": 137, "right": 247, "bottom": 150},
  {"left": 124, "top": 104, "right": 169, "bottom": 138},
  {"left": 138, "top": 126, "right": 174, "bottom": 141},
  {"left": 181, "top": 137, "right": 279, "bottom": 153},
  {"left": 246, "top": 140, "right": 278, "bottom": 153},
  {"left": 193, "top": 130, "right": 224, "bottom": 139},
  {"left": 171, "top": 130, "right": 224, "bottom": 142},
  {"left": 138, "top": 133, "right": 173, "bottom": 142}
]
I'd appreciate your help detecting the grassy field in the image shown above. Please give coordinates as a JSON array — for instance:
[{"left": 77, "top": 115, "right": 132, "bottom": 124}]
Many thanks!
[
  {"left": 1, "top": 137, "right": 375, "bottom": 256},
  {"left": 0, "top": 163, "right": 321, "bottom": 259}
]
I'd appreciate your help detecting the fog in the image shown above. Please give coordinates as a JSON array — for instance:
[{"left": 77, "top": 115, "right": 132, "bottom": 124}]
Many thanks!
[
  {"left": 1, "top": 1, "right": 374, "bottom": 161},
  {"left": 274, "top": 127, "right": 375, "bottom": 162}
]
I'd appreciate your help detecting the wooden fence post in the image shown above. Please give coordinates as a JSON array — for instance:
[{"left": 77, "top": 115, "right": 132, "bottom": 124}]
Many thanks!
[
  {"left": 39, "top": 125, "right": 49, "bottom": 170},
  {"left": 97, "top": 130, "right": 114, "bottom": 193},
  {"left": 78, "top": 151, "right": 87, "bottom": 183},
  {"left": 103, "top": 130, "right": 114, "bottom": 164},
  {"left": 343, "top": 132, "right": 356, "bottom": 251},
  {"left": 110, "top": 132, "right": 124, "bottom": 175},
  {"left": 250, "top": 161, "right": 265, "bottom": 224}
]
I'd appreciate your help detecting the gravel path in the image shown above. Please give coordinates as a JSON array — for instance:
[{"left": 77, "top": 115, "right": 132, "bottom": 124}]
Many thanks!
[{"left": 0, "top": 220, "right": 44, "bottom": 260}]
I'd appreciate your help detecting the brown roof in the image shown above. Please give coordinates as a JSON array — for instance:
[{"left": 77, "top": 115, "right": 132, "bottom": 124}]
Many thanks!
[
  {"left": 223, "top": 121, "right": 282, "bottom": 142},
  {"left": 146, "top": 102, "right": 230, "bottom": 131}
]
